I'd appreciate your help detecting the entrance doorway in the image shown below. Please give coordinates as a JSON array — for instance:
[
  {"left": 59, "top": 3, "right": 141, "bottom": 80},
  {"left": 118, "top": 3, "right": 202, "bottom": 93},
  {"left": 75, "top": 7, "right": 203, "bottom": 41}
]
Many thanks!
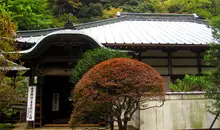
[{"left": 42, "top": 76, "right": 73, "bottom": 125}]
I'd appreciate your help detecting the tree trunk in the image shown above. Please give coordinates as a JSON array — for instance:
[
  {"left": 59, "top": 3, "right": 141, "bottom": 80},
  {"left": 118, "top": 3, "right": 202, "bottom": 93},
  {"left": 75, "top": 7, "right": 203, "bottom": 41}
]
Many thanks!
[
  {"left": 110, "top": 121, "right": 114, "bottom": 130},
  {"left": 117, "top": 119, "right": 128, "bottom": 130},
  {"left": 0, "top": 113, "right": 2, "bottom": 123},
  {"left": 0, "top": 113, "right": 5, "bottom": 123},
  {"left": 118, "top": 125, "right": 127, "bottom": 130},
  {"left": 110, "top": 117, "right": 114, "bottom": 130}
]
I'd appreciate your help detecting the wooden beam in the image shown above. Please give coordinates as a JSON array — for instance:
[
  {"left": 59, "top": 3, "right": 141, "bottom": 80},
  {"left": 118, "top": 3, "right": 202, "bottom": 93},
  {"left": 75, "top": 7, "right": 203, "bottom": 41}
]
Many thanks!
[
  {"left": 38, "top": 56, "right": 78, "bottom": 63},
  {"left": 141, "top": 56, "right": 203, "bottom": 59},
  {"left": 151, "top": 65, "right": 214, "bottom": 67},
  {"left": 29, "top": 68, "right": 35, "bottom": 86},
  {"left": 168, "top": 52, "right": 172, "bottom": 76}
]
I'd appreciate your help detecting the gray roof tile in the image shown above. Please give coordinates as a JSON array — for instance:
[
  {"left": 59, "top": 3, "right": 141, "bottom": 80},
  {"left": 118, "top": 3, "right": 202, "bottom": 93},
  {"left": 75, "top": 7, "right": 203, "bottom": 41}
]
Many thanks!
[{"left": 15, "top": 13, "right": 215, "bottom": 45}]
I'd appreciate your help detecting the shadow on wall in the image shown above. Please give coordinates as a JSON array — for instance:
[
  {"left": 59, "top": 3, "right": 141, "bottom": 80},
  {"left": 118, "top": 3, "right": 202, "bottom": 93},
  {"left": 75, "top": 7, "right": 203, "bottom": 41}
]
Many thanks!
[{"left": 140, "top": 93, "right": 220, "bottom": 130}]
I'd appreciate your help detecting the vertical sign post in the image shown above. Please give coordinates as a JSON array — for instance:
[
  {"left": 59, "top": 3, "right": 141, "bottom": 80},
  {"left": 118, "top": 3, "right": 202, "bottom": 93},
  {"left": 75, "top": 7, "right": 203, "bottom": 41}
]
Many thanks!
[
  {"left": 52, "top": 93, "right": 59, "bottom": 111},
  {"left": 26, "top": 86, "right": 36, "bottom": 121}
]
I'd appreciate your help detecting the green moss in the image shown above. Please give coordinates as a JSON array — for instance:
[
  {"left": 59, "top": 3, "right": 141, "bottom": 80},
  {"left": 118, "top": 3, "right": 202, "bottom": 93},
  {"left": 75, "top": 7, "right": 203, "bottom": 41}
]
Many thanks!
[
  {"left": 0, "top": 123, "right": 13, "bottom": 129},
  {"left": 190, "top": 102, "right": 204, "bottom": 128}
]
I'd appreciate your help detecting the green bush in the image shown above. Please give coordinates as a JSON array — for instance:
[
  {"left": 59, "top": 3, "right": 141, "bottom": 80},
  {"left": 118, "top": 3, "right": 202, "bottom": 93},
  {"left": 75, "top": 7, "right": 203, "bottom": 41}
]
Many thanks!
[
  {"left": 0, "top": 123, "right": 13, "bottom": 129},
  {"left": 71, "top": 47, "right": 132, "bottom": 87},
  {"left": 169, "top": 74, "right": 211, "bottom": 92}
]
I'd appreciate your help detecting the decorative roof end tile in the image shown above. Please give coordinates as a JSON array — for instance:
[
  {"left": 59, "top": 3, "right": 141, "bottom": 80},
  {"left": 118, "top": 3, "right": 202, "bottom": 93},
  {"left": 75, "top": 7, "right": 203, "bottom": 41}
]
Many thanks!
[{"left": 64, "top": 18, "right": 76, "bottom": 29}]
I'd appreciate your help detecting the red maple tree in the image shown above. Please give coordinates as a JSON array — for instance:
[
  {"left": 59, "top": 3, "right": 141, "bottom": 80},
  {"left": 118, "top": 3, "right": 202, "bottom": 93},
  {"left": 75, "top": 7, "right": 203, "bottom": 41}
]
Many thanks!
[{"left": 70, "top": 58, "right": 165, "bottom": 130}]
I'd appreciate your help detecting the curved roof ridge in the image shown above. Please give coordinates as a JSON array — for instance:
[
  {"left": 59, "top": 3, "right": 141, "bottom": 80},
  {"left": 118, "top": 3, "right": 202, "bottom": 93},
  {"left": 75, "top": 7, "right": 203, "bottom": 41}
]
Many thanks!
[
  {"left": 18, "top": 29, "right": 104, "bottom": 56},
  {"left": 121, "top": 12, "right": 207, "bottom": 24}
]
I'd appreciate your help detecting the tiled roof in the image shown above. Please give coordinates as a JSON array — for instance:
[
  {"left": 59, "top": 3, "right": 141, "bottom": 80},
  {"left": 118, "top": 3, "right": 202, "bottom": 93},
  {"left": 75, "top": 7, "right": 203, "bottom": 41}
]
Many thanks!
[
  {"left": 81, "top": 20, "right": 213, "bottom": 44},
  {"left": 15, "top": 13, "right": 215, "bottom": 45}
]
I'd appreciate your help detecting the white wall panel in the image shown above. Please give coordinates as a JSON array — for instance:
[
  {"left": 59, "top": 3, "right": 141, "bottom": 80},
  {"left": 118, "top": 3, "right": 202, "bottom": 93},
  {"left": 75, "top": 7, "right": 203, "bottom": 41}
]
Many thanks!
[
  {"left": 142, "top": 59, "right": 168, "bottom": 66},
  {"left": 172, "top": 67, "right": 198, "bottom": 74},
  {"left": 153, "top": 67, "right": 168, "bottom": 75},
  {"left": 142, "top": 50, "right": 167, "bottom": 56},
  {"left": 172, "top": 50, "right": 196, "bottom": 57},
  {"left": 172, "top": 59, "right": 197, "bottom": 65}
]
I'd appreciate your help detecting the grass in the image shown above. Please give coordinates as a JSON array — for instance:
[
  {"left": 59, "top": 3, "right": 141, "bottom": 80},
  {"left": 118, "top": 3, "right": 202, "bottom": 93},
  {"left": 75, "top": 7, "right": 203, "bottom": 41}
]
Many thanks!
[{"left": 0, "top": 123, "right": 14, "bottom": 130}]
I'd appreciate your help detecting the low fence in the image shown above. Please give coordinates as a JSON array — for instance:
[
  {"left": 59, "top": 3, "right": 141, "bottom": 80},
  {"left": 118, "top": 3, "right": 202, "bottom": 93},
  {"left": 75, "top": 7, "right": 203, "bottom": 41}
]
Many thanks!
[{"left": 139, "top": 92, "right": 220, "bottom": 130}]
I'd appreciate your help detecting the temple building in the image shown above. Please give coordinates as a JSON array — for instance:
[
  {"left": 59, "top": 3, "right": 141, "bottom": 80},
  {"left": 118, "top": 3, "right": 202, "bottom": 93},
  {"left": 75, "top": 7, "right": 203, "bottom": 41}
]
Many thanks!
[{"left": 15, "top": 13, "right": 215, "bottom": 128}]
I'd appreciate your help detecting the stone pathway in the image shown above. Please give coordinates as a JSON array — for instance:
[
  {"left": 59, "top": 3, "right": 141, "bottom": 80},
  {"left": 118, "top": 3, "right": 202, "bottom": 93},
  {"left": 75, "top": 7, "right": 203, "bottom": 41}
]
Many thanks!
[
  {"left": 12, "top": 123, "right": 27, "bottom": 130},
  {"left": 11, "top": 123, "right": 108, "bottom": 130}
]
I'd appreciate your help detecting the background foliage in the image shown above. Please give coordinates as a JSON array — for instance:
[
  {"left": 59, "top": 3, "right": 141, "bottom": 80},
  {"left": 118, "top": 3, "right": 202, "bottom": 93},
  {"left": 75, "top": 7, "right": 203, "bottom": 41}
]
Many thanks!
[
  {"left": 0, "top": 11, "right": 27, "bottom": 122},
  {"left": 204, "top": 43, "right": 220, "bottom": 115},
  {"left": 0, "top": 0, "right": 219, "bottom": 30},
  {"left": 0, "top": 0, "right": 53, "bottom": 30}
]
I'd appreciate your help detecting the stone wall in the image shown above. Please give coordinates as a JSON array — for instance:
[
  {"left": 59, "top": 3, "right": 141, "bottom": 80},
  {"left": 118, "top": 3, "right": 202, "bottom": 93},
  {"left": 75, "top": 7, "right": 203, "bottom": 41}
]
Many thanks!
[{"left": 139, "top": 93, "right": 220, "bottom": 130}]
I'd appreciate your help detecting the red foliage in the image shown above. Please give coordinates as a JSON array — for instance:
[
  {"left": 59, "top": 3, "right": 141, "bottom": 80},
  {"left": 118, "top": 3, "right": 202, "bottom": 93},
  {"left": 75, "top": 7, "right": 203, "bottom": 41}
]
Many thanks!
[
  {"left": 70, "top": 58, "right": 165, "bottom": 129},
  {"left": 74, "top": 58, "right": 164, "bottom": 100}
]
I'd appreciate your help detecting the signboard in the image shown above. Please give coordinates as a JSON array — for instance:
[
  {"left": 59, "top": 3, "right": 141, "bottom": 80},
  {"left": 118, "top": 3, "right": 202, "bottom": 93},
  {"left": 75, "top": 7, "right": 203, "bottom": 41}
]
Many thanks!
[
  {"left": 52, "top": 93, "right": 59, "bottom": 111},
  {"left": 26, "top": 86, "right": 36, "bottom": 121}
]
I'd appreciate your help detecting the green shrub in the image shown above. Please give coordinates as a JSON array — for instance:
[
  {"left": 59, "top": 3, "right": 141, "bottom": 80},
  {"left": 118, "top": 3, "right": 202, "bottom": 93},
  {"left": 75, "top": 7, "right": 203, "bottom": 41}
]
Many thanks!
[
  {"left": 0, "top": 123, "right": 13, "bottom": 129},
  {"left": 71, "top": 47, "right": 132, "bottom": 88},
  {"left": 169, "top": 74, "right": 211, "bottom": 92}
]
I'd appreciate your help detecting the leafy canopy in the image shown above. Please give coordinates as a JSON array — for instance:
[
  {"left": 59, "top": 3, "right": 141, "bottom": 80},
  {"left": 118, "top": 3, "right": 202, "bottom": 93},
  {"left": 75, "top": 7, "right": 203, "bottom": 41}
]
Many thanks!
[
  {"left": 71, "top": 47, "right": 131, "bottom": 87},
  {"left": 0, "top": 11, "right": 18, "bottom": 80},
  {"left": 0, "top": 0, "right": 53, "bottom": 30},
  {"left": 0, "top": 11, "right": 27, "bottom": 116},
  {"left": 71, "top": 58, "right": 165, "bottom": 130},
  {"left": 204, "top": 43, "right": 220, "bottom": 115}
]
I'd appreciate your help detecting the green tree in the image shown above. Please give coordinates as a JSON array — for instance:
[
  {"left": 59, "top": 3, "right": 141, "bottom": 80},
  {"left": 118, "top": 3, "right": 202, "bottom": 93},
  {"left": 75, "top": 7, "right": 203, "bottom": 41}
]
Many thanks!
[
  {"left": 164, "top": 0, "right": 212, "bottom": 18},
  {"left": 0, "top": 0, "right": 53, "bottom": 30},
  {"left": 0, "top": 71, "right": 28, "bottom": 120},
  {"left": 204, "top": 43, "right": 220, "bottom": 115},
  {"left": 77, "top": 3, "right": 104, "bottom": 22},
  {"left": 0, "top": 11, "right": 27, "bottom": 121},
  {"left": 71, "top": 47, "right": 132, "bottom": 87},
  {"left": 51, "top": 14, "right": 79, "bottom": 28},
  {"left": 204, "top": 3, "right": 220, "bottom": 114},
  {"left": 0, "top": 11, "right": 18, "bottom": 79},
  {"left": 103, "top": 7, "right": 123, "bottom": 19},
  {"left": 48, "top": 0, "right": 82, "bottom": 17}
]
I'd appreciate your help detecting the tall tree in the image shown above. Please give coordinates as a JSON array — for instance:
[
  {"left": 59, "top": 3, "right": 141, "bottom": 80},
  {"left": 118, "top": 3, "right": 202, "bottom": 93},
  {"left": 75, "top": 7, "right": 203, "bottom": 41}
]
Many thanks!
[
  {"left": 204, "top": 4, "right": 220, "bottom": 116},
  {"left": 0, "top": 0, "right": 53, "bottom": 30},
  {"left": 0, "top": 11, "right": 27, "bottom": 121},
  {"left": 70, "top": 58, "right": 165, "bottom": 130},
  {"left": 0, "top": 11, "right": 17, "bottom": 79},
  {"left": 164, "top": 0, "right": 213, "bottom": 18},
  {"left": 48, "top": 0, "right": 81, "bottom": 17}
]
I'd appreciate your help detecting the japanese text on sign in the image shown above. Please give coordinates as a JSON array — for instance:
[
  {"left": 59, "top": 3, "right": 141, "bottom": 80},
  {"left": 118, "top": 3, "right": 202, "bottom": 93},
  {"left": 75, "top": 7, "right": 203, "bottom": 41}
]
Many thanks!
[{"left": 26, "top": 86, "right": 36, "bottom": 121}]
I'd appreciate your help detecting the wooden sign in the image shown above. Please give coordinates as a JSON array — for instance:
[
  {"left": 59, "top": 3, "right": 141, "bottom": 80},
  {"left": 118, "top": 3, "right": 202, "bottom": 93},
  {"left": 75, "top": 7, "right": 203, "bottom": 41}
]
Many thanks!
[
  {"left": 26, "top": 86, "right": 36, "bottom": 121},
  {"left": 52, "top": 93, "right": 59, "bottom": 111}
]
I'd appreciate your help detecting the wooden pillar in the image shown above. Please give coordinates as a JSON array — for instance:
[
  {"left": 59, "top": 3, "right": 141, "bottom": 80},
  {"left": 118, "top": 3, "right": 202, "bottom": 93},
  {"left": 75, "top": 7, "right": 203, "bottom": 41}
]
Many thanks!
[
  {"left": 138, "top": 52, "right": 142, "bottom": 61},
  {"left": 197, "top": 52, "right": 202, "bottom": 75},
  {"left": 168, "top": 52, "right": 172, "bottom": 76}
]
